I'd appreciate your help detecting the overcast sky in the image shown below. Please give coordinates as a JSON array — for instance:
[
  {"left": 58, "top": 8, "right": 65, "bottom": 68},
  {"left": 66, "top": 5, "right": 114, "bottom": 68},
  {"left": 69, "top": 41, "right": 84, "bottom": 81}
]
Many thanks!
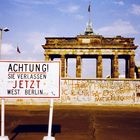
[{"left": 0, "top": 0, "right": 140, "bottom": 77}]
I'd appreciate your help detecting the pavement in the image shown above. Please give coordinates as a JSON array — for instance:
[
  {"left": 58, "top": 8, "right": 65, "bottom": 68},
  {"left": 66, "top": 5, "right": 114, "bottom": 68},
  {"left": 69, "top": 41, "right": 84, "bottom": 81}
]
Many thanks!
[{"left": 1, "top": 105, "right": 140, "bottom": 140}]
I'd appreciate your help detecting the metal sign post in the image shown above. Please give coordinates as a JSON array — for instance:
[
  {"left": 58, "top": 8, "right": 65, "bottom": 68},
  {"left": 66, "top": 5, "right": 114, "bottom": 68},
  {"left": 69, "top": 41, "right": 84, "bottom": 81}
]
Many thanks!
[
  {"left": 0, "top": 98, "right": 9, "bottom": 140},
  {"left": 43, "top": 98, "right": 55, "bottom": 140}
]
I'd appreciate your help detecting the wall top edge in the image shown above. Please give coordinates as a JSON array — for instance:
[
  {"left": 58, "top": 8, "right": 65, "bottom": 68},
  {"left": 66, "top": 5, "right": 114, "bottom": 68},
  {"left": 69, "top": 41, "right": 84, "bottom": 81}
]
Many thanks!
[{"left": 61, "top": 78, "right": 140, "bottom": 81}]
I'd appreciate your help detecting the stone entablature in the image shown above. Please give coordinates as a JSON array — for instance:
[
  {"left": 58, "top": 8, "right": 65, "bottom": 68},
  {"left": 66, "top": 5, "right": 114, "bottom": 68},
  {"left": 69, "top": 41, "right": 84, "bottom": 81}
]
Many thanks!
[
  {"left": 44, "top": 49, "right": 135, "bottom": 55},
  {"left": 43, "top": 35, "right": 137, "bottom": 49}
]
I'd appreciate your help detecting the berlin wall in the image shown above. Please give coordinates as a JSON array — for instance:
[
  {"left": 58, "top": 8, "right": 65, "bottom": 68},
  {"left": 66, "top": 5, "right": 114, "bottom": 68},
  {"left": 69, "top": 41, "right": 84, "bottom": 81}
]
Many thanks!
[{"left": 5, "top": 78, "right": 140, "bottom": 105}]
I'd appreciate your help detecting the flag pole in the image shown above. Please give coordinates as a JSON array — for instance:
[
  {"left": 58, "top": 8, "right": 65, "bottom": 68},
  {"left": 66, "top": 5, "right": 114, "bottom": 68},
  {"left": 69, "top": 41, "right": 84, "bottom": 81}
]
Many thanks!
[
  {"left": 85, "top": 0, "right": 94, "bottom": 35},
  {"left": 88, "top": 0, "right": 91, "bottom": 25}
]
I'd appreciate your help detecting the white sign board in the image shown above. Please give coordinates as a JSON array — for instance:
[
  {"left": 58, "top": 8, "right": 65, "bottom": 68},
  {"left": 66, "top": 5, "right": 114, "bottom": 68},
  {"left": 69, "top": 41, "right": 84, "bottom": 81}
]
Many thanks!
[{"left": 0, "top": 61, "right": 60, "bottom": 98}]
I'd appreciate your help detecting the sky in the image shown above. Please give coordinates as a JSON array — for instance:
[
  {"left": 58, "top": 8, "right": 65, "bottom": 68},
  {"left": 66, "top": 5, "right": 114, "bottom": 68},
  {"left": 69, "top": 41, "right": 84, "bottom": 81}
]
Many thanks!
[{"left": 0, "top": 0, "right": 140, "bottom": 77}]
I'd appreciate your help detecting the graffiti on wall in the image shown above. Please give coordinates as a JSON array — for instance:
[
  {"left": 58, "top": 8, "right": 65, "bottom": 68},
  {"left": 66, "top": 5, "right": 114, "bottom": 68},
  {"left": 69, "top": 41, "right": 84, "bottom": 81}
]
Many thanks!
[
  {"left": 61, "top": 79, "right": 140, "bottom": 104},
  {"left": 5, "top": 79, "right": 140, "bottom": 105}
]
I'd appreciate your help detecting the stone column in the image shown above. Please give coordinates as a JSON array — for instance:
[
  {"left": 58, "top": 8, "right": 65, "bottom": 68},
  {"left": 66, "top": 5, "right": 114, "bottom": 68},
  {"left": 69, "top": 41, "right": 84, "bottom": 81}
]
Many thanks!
[
  {"left": 65, "top": 57, "right": 68, "bottom": 77},
  {"left": 111, "top": 57, "right": 113, "bottom": 78},
  {"left": 96, "top": 55, "right": 103, "bottom": 78},
  {"left": 61, "top": 55, "right": 65, "bottom": 77},
  {"left": 125, "top": 57, "right": 129, "bottom": 78},
  {"left": 136, "top": 67, "right": 140, "bottom": 78},
  {"left": 76, "top": 55, "right": 81, "bottom": 78},
  {"left": 129, "top": 54, "right": 135, "bottom": 78},
  {"left": 45, "top": 54, "right": 50, "bottom": 62},
  {"left": 111, "top": 54, "right": 119, "bottom": 78}
]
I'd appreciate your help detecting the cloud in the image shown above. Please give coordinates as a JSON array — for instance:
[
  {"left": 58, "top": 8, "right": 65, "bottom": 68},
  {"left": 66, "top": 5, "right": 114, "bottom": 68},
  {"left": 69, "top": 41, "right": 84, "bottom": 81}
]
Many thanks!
[
  {"left": 58, "top": 4, "right": 80, "bottom": 14},
  {"left": 2, "top": 43, "right": 15, "bottom": 56},
  {"left": 96, "top": 19, "right": 138, "bottom": 36},
  {"left": 75, "top": 14, "right": 84, "bottom": 20},
  {"left": 26, "top": 32, "right": 44, "bottom": 46},
  {"left": 25, "top": 32, "right": 45, "bottom": 60},
  {"left": 131, "top": 4, "right": 140, "bottom": 16},
  {"left": 1, "top": 32, "right": 45, "bottom": 60},
  {"left": 114, "top": 0, "right": 124, "bottom": 6},
  {"left": 12, "top": 0, "right": 58, "bottom": 5},
  {"left": 1, "top": 43, "right": 24, "bottom": 60},
  {"left": 58, "top": 4, "right": 82, "bottom": 21}
]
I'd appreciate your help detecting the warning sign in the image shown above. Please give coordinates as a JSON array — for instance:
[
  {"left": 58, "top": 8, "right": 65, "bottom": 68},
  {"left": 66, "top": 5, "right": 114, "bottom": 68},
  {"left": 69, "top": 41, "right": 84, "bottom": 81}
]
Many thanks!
[{"left": 0, "top": 61, "right": 60, "bottom": 98}]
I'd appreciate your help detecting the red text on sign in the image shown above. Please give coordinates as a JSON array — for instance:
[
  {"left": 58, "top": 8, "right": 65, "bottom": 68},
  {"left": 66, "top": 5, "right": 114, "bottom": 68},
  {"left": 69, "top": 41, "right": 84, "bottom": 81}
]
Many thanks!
[{"left": 12, "top": 80, "right": 40, "bottom": 89}]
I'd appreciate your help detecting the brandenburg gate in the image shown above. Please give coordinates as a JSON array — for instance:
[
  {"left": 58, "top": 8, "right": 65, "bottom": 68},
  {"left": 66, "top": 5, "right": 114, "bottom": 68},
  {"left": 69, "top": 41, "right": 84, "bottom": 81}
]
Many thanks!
[
  {"left": 40, "top": 21, "right": 140, "bottom": 105},
  {"left": 42, "top": 33, "right": 140, "bottom": 79}
]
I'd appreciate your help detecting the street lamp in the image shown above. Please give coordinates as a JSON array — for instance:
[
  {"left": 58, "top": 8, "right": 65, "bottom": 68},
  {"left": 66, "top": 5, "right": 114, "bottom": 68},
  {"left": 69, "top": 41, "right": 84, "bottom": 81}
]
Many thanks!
[
  {"left": 0, "top": 27, "right": 9, "bottom": 140},
  {"left": 0, "top": 27, "right": 10, "bottom": 59}
]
